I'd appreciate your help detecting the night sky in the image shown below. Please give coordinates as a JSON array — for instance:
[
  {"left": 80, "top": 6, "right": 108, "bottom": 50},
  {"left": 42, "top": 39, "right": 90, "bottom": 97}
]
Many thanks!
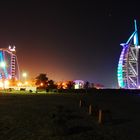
[{"left": 0, "top": 1, "right": 140, "bottom": 87}]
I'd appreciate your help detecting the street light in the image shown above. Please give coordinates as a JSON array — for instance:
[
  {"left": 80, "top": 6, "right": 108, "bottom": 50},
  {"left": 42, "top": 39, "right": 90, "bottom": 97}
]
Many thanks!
[
  {"left": 22, "top": 72, "right": 27, "bottom": 78},
  {"left": 22, "top": 72, "right": 27, "bottom": 84}
]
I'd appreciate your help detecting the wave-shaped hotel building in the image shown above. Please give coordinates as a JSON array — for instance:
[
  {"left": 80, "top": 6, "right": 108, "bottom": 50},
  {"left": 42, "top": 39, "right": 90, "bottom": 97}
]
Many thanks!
[
  {"left": 0, "top": 46, "right": 20, "bottom": 81},
  {"left": 117, "top": 20, "right": 140, "bottom": 89}
]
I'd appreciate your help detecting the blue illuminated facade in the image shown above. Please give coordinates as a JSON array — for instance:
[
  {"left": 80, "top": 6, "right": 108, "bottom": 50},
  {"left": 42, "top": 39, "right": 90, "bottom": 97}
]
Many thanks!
[
  {"left": 0, "top": 48, "right": 20, "bottom": 80},
  {"left": 117, "top": 20, "right": 139, "bottom": 89},
  {"left": 0, "top": 51, "right": 8, "bottom": 79},
  {"left": 117, "top": 45, "right": 129, "bottom": 88}
]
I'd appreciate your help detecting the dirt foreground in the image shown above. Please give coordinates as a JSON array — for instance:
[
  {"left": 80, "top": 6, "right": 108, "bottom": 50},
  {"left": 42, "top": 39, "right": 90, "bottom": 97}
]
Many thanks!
[{"left": 0, "top": 91, "right": 139, "bottom": 140}]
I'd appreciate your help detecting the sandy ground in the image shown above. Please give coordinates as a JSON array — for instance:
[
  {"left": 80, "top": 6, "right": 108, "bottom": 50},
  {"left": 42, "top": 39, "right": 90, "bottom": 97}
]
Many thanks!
[
  {"left": 0, "top": 91, "right": 139, "bottom": 140},
  {"left": 80, "top": 90, "right": 140, "bottom": 140}
]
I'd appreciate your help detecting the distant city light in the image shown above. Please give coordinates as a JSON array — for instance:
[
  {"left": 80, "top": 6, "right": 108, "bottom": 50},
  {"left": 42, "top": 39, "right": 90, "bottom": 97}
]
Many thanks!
[
  {"left": 17, "top": 82, "right": 22, "bottom": 87},
  {"left": 25, "top": 81, "right": 28, "bottom": 85},
  {"left": 40, "top": 83, "right": 43, "bottom": 86},
  {"left": 74, "top": 80, "right": 84, "bottom": 89}
]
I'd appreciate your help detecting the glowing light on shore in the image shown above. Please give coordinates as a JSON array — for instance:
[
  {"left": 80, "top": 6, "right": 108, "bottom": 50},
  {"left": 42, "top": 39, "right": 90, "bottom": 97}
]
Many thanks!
[
  {"left": 40, "top": 83, "right": 43, "bottom": 86},
  {"left": 17, "top": 82, "right": 22, "bottom": 87}
]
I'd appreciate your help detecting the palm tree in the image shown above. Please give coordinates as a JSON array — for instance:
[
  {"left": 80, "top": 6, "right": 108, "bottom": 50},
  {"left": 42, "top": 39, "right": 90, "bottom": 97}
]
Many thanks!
[
  {"left": 84, "top": 81, "right": 90, "bottom": 89},
  {"left": 66, "top": 81, "right": 75, "bottom": 89}
]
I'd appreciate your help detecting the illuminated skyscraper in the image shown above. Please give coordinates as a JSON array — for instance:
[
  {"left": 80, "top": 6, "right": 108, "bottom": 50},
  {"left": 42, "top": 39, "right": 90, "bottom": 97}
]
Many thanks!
[
  {"left": 0, "top": 46, "right": 20, "bottom": 80},
  {"left": 117, "top": 20, "right": 139, "bottom": 89}
]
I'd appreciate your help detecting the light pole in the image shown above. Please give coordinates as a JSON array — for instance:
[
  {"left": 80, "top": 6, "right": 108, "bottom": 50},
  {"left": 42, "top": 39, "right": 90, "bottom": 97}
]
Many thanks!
[{"left": 22, "top": 72, "right": 27, "bottom": 84}]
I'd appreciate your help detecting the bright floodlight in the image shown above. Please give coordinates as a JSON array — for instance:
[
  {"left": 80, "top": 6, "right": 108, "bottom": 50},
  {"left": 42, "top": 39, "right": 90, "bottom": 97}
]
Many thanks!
[
  {"left": 22, "top": 72, "right": 27, "bottom": 78},
  {"left": 0, "top": 62, "right": 6, "bottom": 68}
]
